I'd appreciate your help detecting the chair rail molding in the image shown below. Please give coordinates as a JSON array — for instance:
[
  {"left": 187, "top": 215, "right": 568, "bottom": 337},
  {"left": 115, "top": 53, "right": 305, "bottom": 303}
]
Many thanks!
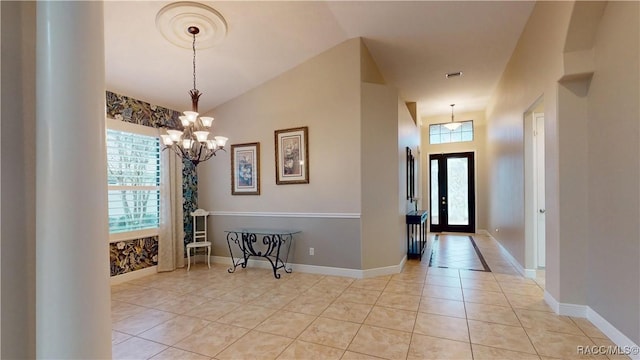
[{"left": 210, "top": 211, "right": 361, "bottom": 219}]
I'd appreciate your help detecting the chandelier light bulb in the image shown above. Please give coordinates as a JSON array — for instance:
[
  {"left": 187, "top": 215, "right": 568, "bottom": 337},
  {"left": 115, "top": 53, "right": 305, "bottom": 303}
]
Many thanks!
[
  {"left": 215, "top": 136, "right": 228, "bottom": 147},
  {"left": 200, "top": 116, "right": 214, "bottom": 127},
  {"left": 184, "top": 111, "right": 199, "bottom": 123},
  {"left": 167, "top": 130, "right": 183, "bottom": 142},
  {"left": 161, "top": 135, "right": 174, "bottom": 146},
  {"left": 179, "top": 116, "right": 190, "bottom": 127},
  {"left": 182, "top": 139, "right": 194, "bottom": 149},
  {"left": 194, "top": 131, "right": 210, "bottom": 142}
]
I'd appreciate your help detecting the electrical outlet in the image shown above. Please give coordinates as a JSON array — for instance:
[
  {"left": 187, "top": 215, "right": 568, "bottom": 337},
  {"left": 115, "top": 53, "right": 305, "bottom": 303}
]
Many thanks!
[{"left": 309, "top": 247, "right": 314, "bottom": 256}]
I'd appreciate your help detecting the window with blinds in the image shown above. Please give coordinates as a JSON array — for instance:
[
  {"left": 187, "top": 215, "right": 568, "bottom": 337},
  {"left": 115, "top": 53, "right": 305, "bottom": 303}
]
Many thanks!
[
  {"left": 106, "top": 128, "right": 160, "bottom": 234},
  {"left": 429, "top": 120, "right": 474, "bottom": 144}
]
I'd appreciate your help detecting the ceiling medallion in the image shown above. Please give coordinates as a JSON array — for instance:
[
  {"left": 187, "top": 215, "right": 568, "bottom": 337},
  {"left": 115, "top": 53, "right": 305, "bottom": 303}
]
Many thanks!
[{"left": 156, "top": 1, "right": 228, "bottom": 49}]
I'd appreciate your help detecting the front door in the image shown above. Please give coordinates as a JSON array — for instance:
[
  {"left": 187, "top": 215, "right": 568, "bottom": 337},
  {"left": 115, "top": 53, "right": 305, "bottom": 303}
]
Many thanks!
[{"left": 429, "top": 152, "right": 475, "bottom": 233}]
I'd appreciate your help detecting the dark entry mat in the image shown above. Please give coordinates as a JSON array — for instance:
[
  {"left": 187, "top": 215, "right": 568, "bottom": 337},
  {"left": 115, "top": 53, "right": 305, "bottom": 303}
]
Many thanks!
[{"left": 429, "top": 235, "right": 491, "bottom": 272}]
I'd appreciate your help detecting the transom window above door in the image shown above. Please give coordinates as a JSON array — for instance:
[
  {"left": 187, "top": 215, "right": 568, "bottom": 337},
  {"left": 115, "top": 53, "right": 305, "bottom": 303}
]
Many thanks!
[{"left": 429, "top": 120, "right": 474, "bottom": 144}]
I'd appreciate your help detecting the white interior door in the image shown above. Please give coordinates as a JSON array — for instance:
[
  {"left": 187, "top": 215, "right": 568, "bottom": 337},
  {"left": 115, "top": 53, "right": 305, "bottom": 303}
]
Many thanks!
[{"left": 535, "top": 113, "right": 546, "bottom": 267}]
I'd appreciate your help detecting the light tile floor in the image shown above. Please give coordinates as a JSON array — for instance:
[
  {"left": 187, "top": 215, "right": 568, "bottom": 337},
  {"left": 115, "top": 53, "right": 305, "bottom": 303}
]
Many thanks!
[{"left": 112, "top": 234, "right": 627, "bottom": 359}]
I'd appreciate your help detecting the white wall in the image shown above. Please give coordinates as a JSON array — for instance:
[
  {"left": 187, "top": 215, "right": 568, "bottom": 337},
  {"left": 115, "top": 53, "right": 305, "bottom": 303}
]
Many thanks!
[
  {"left": 0, "top": 2, "right": 36, "bottom": 357},
  {"left": 421, "top": 110, "right": 488, "bottom": 232}
]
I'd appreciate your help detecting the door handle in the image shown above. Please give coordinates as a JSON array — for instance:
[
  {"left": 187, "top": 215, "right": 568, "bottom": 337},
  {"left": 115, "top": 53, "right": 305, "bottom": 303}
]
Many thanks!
[{"left": 539, "top": 209, "right": 546, "bottom": 214}]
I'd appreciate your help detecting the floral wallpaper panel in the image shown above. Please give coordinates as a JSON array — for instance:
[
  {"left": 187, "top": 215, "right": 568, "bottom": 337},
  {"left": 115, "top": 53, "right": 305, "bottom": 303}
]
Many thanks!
[
  {"left": 106, "top": 91, "right": 181, "bottom": 130},
  {"left": 110, "top": 237, "right": 158, "bottom": 276},
  {"left": 183, "top": 159, "right": 197, "bottom": 249},
  {"left": 106, "top": 91, "right": 198, "bottom": 276}
]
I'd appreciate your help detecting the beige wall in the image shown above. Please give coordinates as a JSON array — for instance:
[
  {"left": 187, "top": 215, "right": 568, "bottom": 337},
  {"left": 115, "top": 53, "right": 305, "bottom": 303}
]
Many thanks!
[
  {"left": 421, "top": 110, "right": 488, "bottom": 232},
  {"left": 200, "top": 38, "right": 418, "bottom": 270},
  {"left": 486, "top": 0, "right": 639, "bottom": 344},
  {"left": 199, "top": 38, "right": 362, "bottom": 214},
  {"left": 360, "top": 42, "right": 419, "bottom": 270},
  {"left": 360, "top": 83, "right": 401, "bottom": 269},
  {"left": 198, "top": 38, "right": 363, "bottom": 269},
  {"left": 585, "top": 1, "right": 639, "bottom": 344},
  {"left": 557, "top": 79, "right": 589, "bottom": 305},
  {"left": 360, "top": 41, "right": 385, "bottom": 85},
  {"left": 399, "top": 102, "right": 421, "bottom": 216},
  {"left": 485, "top": 2, "right": 572, "bottom": 296},
  {"left": 0, "top": 1, "right": 36, "bottom": 357}
]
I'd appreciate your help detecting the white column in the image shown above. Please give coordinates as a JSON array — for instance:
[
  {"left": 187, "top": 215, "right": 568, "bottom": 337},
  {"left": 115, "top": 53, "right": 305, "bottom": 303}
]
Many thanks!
[{"left": 36, "top": 2, "right": 111, "bottom": 358}]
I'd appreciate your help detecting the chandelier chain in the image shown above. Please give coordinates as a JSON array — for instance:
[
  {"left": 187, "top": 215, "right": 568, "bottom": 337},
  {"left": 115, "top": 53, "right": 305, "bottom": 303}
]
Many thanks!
[
  {"left": 160, "top": 25, "right": 228, "bottom": 167},
  {"left": 192, "top": 32, "right": 197, "bottom": 90}
]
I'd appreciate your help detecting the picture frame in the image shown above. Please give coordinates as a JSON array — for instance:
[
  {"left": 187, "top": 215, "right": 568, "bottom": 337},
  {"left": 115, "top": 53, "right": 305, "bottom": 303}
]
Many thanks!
[
  {"left": 231, "top": 142, "right": 260, "bottom": 195},
  {"left": 274, "top": 126, "right": 309, "bottom": 185}
]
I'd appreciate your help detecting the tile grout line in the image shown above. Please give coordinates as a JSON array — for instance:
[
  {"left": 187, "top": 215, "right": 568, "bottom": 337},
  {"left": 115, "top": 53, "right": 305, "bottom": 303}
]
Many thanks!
[
  {"left": 498, "top": 270, "right": 542, "bottom": 358},
  {"left": 406, "top": 269, "right": 431, "bottom": 360},
  {"left": 460, "top": 268, "right": 477, "bottom": 360},
  {"left": 113, "top": 239, "right": 617, "bottom": 360},
  {"left": 346, "top": 282, "right": 402, "bottom": 357}
]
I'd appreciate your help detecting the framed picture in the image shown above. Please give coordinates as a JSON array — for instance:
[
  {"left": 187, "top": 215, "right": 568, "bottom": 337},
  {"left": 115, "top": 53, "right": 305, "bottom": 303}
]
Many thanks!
[
  {"left": 231, "top": 142, "right": 260, "bottom": 195},
  {"left": 275, "top": 126, "right": 309, "bottom": 185}
]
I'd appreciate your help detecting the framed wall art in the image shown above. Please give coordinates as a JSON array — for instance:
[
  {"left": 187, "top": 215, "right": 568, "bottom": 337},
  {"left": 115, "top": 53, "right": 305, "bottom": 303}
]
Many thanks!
[
  {"left": 274, "top": 126, "right": 309, "bottom": 185},
  {"left": 231, "top": 142, "right": 260, "bottom": 195}
]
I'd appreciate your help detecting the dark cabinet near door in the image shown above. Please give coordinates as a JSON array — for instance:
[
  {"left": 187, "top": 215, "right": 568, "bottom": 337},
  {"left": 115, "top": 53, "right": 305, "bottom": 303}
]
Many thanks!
[{"left": 406, "top": 210, "right": 428, "bottom": 259}]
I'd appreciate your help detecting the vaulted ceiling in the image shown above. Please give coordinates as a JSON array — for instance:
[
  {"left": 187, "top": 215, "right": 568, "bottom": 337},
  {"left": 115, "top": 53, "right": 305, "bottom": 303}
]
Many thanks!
[{"left": 104, "top": 1, "right": 534, "bottom": 119}]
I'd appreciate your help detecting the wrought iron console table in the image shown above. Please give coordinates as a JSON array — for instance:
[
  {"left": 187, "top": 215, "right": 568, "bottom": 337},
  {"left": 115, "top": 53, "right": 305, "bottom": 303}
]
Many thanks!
[{"left": 225, "top": 229, "right": 299, "bottom": 279}]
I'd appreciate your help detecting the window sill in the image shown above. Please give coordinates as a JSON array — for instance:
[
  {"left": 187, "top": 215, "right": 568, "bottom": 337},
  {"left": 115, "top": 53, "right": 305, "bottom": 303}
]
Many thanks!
[{"left": 109, "top": 228, "right": 159, "bottom": 243}]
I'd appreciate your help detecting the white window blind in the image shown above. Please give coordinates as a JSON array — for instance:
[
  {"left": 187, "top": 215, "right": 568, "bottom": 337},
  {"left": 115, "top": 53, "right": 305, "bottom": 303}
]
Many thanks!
[{"left": 106, "top": 128, "right": 161, "bottom": 234}]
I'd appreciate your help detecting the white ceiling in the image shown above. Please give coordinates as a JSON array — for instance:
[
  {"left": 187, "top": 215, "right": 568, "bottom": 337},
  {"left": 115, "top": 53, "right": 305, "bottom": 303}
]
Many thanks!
[{"left": 104, "top": 1, "right": 534, "bottom": 118}]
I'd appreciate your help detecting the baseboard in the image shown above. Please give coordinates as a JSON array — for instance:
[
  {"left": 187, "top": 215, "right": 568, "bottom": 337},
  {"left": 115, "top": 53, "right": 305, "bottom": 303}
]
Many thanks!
[
  {"left": 110, "top": 266, "right": 157, "bottom": 285},
  {"left": 587, "top": 307, "right": 640, "bottom": 360},
  {"left": 485, "top": 232, "right": 536, "bottom": 278},
  {"left": 361, "top": 255, "right": 407, "bottom": 278},
  {"left": 560, "top": 303, "right": 588, "bottom": 318},
  {"left": 292, "top": 263, "right": 362, "bottom": 278},
  {"left": 523, "top": 268, "right": 537, "bottom": 279},
  {"left": 476, "top": 229, "right": 490, "bottom": 236},
  {"left": 543, "top": 290, "right": 560, "bottom": 313},
  {"left": 211, "top": 255, "right": 404, "bottom": 279},
  {"left": 544, "top": 290, "right": 640, "bottom": 360},
  {"left": 544, "top": 290, "right": 587, "bottom": 317}
]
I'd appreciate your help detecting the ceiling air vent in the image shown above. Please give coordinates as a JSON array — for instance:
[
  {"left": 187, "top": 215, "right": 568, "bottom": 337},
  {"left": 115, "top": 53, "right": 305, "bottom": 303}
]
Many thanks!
[{"left": 445, "top": 71, "right": 463, "bottom": 79}]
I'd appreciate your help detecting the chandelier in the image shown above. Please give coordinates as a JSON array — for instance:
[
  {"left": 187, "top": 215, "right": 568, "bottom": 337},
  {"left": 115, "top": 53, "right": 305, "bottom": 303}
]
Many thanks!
[
  {"left": 161, "top": 26, "right": 228, "bottom": 166},
  {"left": 443, "top": 103, "right": 462, "bottom": 131}
]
